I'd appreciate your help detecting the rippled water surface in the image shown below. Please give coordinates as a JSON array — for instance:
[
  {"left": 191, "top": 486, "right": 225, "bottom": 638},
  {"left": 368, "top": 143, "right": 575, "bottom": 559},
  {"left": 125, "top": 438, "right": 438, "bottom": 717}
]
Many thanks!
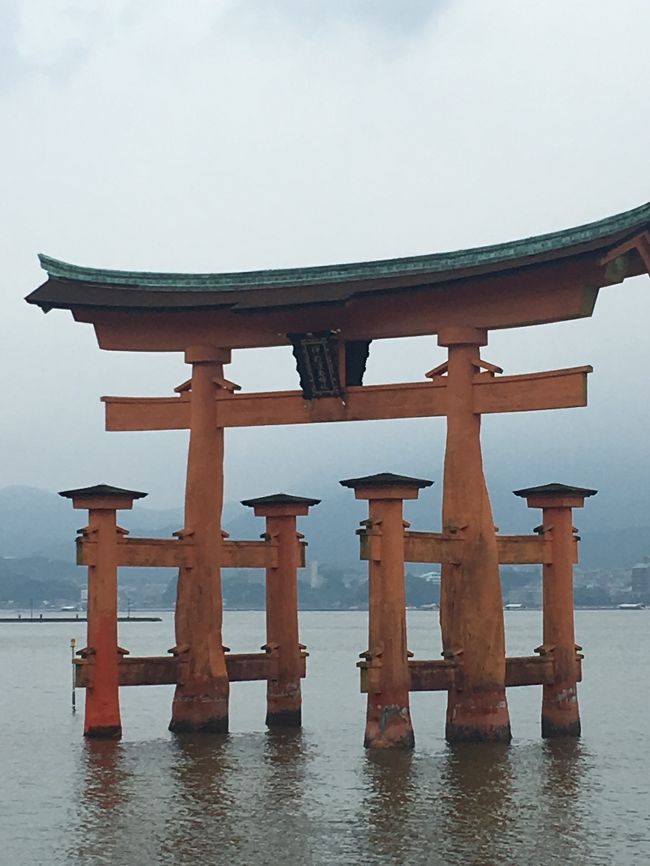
[{"left": 1, "top": 610, "right": 649, "bottom": 865}]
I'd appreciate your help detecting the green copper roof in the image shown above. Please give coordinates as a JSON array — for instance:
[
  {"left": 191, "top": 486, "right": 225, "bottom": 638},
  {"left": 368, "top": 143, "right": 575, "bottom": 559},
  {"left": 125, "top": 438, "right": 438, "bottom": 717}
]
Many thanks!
[{"left": 36, "top": 201, "right": 650, "bottom": 293}]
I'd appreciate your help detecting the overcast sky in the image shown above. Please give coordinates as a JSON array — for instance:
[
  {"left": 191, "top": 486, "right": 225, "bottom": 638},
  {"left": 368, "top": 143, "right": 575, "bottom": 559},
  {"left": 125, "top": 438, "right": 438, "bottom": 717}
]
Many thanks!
[{"left": 1, "top": 0, "right": 649, "bottom": 531}]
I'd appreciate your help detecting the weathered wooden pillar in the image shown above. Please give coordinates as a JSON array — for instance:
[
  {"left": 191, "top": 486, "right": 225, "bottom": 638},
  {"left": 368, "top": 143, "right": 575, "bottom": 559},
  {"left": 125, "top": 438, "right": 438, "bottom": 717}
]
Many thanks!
[
  {"left": 241, "top": 493, "right": 319, "bottom": 727},
  {"left": 59, "top": 484, "right": 147, "bottom": 738},
  {"left": 514, "top": 483, "right": 597, "bottom": 737},
  {"left": 341, "top": 473, "right": 432, "bottom": 749},
  {"left": 437, "top": 327, "right": 511, "bottom": 743},
  {"left": 170, "top": 345, "right": 231, "bottom": 733}
]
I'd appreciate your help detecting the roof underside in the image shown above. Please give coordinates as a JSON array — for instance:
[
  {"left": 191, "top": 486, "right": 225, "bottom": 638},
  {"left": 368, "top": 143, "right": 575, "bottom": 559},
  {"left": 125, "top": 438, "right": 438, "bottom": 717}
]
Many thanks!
[{"left": 26, "top": 201, "right": 650, "bottom": 313}]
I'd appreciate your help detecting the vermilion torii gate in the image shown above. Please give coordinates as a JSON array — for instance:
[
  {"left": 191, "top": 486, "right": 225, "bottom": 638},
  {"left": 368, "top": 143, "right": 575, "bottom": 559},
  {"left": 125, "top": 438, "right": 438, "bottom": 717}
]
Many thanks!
[{"left": 26, "top": 201, "right": 650, "bottom": 743}]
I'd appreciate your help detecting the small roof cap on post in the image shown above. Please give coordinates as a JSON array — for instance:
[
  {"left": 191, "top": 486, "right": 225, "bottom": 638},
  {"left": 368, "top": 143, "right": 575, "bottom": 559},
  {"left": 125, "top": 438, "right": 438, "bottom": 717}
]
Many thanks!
[
  {"left": 340, "top": 472, "right": 433, "bottom": 501},
  {"left": 513, "top": 482, "right": 597, "bottom": 498},
  {"left": 513, "top": 482, "right": 597, "bottom": 509},
  {"left": 241, "top": 492, "right": 320, "bottom": 517},
  {"left": 59, "top": 483, "right": 148, "bottom": 511}
]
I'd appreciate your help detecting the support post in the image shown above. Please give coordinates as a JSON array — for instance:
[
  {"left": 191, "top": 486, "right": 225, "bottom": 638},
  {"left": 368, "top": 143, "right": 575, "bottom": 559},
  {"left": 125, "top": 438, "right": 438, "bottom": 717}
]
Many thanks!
[
  {"left": 242, "top": 493, "right": 320, "bottom": 727},
  {"left": 170, "top": 345, "right": 231, "bottom": 733},
  {"left": 59, "top": 484, "right": 147, "bottom": 738},
  {"left": 437, "top": 327, "right": 511, "bottom": 743},
  {"left": 341, "top": 473, "right": 432, "bottom": 749},
  {"left": 514, "top": 483, "right": 597, "bottom": 737}
]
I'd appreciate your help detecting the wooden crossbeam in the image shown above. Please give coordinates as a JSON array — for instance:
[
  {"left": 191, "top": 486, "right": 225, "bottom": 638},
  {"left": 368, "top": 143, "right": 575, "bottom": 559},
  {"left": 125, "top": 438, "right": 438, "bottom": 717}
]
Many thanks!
[
  {"left": 358, "top": 654, "right": 579, "bottom": 694},
  {"left": 104, "top": 394, "right": 191, "bottom": 431},
  {"left": 361, "top": 529, "right": 577, "bottom": 565},
  {"left": 74, "top": 651, "right": 308, "bottom": 688},
  {"left": 102, "top": 366, "right": 591, "bottom": 432},
  {"left": 76, "top": 536, "right": 280, "bottom": 569},
  {"left": 473, "top": 366, "right": 590, "bottom": 414},
  {"left": 223, "top": 539, "right": 283, "bottom": 569}
]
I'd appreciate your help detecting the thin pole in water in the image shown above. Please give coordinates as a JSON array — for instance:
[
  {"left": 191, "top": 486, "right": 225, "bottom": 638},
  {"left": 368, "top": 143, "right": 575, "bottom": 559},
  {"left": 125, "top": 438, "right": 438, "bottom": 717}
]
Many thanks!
[{"left": 70, "top": 637, "right": 77, "bottom": 713}]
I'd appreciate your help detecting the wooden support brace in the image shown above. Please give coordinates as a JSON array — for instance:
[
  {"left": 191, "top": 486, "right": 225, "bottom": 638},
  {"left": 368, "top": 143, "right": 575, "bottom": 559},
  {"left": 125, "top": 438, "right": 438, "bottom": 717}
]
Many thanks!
[
  {"left": 361, "top": 529, "right": 576, "bottom": 566},
  {"left": 77, "top": 536, "right": 282, "bottom": 569},
  {"left": 601, "top": 231, "right": 650, "bottom": 277},
  {"left": 103, "top": 365, "right": 591, "bottom": 431},
  {"left": 358, "top": 654, "right": 581, "bottom": 693},
  {"left": 74, "top": 651, "right": 308, "bottom": 688}
]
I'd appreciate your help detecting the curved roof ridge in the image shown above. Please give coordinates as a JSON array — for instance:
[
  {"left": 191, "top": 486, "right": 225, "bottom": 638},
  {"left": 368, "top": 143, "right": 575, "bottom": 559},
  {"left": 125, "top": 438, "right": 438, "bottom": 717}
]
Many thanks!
[{"left": 37, "top": 200, "right": 650, "bottom": 293}]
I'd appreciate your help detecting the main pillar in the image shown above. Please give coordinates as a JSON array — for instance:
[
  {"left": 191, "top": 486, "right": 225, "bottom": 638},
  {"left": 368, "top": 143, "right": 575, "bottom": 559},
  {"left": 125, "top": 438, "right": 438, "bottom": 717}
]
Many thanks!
[
  {"left": 437, "top": 327, "right": 511, "bottom": 743},
  {"left": 170, "top": 345, "right": 231, "bottom": 733},
  {"left": 341, "top": 473, "right": 432, "bottom": 749},
  {"left": 514, "top": 483, "right": 596, "bottom": 737},
  {"left": 242, "top": 493, "right": 319, "bottom": 727},
  {"left": 59, "top": 484, "right": 147, "bottom": 738}
]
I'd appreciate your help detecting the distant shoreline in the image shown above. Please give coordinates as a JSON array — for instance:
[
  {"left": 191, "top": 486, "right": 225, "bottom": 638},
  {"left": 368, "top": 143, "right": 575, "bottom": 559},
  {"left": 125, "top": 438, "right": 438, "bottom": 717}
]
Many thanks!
[{"left": 0, "top": 606, "right": 644, "bottom": 623}]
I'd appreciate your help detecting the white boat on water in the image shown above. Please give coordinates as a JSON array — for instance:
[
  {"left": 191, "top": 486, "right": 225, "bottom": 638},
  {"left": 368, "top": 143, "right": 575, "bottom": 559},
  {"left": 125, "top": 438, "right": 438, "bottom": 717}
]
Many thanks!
[{"left": 617, "top": 603, "right": 646, "bottom": 610}]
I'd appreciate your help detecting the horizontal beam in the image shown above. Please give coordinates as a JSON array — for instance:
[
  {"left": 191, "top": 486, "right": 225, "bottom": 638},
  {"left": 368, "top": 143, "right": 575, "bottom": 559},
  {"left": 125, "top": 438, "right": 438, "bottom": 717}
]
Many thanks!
[
  {"left": 77, "top": 655, "right": 181, "bottom": 687},
  {"left": 74, "top": 651, "right": 307, "bottom": 688},
  {"left": 103, "top": 394, "right": 191, "bottom": 431},
  {"left": 359, "top": 654, "right": 565, "bottom": 694},
  {"left": 368, "top": 530, "right": 576, "bottom": 565},
  {"left": 407, "top": 658, "right": 456, "bottom": 691},
  {"left": 473, "top": 365, "right": 590, "bottom": 414},
  {"left": 402, "top": 531, "right": 459, "bottom": 565},
  {"left": 223, "top": 539, "right": 282, "bottom": 569},
  {"left": 76, "top": 537, "right": 280, "bottom": 569},
  {"left": 498, "top": 535, "right": 550, "bottom": 565},
  {"left": 77, "top": 536, "right": 190, "bottom": 568},
  {"left": 103, "top": 366, "right": 591, "bottom": 432},
  {"left": 505, "top": 655, "right": 555, "bottom": 687}
]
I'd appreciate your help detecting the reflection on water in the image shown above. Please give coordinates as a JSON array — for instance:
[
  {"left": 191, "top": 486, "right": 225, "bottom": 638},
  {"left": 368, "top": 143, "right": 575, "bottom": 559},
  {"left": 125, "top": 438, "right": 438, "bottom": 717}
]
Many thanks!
[
  {"left": 70, "top": 731, "right": 316, "bottom": 866},
  {"left": 162, "top": 734, "right": 237, "bottom": 863},
  {"left": 357, "top": 744, "right": 517, "bottom": 866},
  {"left": 2, "top": 612, "right": 648, "bottom": 866},
  {"left": 72, "top": 741, "right": 134, "bottom": 865},
  {"left": 439, "top": 744, "right": 515, "bottom": 866},
  {"left": 69, "top": 734, "right": 598, "bottom": 866},
  {"left": 80, "top": 741, "right": 130, "bottom": 814},
  {"left": 362, "top": 750, "right": 418, "bottom": 862},
  {"left": 66, "top": 695, "right": 620, "bottom": 862}
]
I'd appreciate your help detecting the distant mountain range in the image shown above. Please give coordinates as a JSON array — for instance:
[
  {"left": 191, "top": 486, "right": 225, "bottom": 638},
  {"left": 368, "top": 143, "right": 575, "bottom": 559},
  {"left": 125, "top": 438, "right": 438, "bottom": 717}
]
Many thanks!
[{"left": 0, "top": 483, "right": 647, "bottom": 573}]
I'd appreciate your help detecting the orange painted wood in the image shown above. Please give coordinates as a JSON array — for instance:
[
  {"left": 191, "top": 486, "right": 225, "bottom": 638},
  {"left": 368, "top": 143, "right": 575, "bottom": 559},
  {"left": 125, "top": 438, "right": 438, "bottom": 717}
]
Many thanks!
[
  {"left": 74, "top": 652, "right": 306, "bottom": 687},
  {"left": 103, "top": 366, "right": 590, "bottom": 432},
  {"left": 362, "top": 496, "right": 415, "bottom": 749},
  {"left": 103, "top": 394, "right": 190, "bottom": 431},
  {"left": 498, "top": 534, "right": 578, "bottom": 565},
  {"left": 438, "top": 330, "right": 511, "bottom": 742},
  {"left": 364, "top": 529, "right": 575, "bottom": 565},
  {"left": 78, "top": 537, "right": 192, "bottom": 568},
  {"left": 359, "top": 655, "right": 563, "bottom": 692},
  {"left": 83, "top": 508, "right": 122, "bottom": 738},
  {"left": 77, "top": 536, "right": 279, "bottom": 569},
  {"left": 497, "top": 535, "right": 552, "bottom": 564},
  {"left": 223, "top": 539, "right": 280, "bottom": 569},
  {"left": 170, "top": 348, "right": 230, "bottom": 733},
  {"left": 473, "top": 366, "right": 590, "bottom": 414},
  {"left": 540, "top": 505, "right": 582, "bottom": 737},
  {"left": 505, "top": 655, "right": 556, "bottom": 687},
  {"left": 263, "top": 512, "right": 305, "bottom": 726}
]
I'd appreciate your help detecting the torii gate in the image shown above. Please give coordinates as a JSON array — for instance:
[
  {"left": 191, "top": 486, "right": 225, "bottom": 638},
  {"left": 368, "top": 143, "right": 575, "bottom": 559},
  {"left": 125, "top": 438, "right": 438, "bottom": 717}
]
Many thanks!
[{"left": 26, "top": 201, "right": 650, "bottom": 743}]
